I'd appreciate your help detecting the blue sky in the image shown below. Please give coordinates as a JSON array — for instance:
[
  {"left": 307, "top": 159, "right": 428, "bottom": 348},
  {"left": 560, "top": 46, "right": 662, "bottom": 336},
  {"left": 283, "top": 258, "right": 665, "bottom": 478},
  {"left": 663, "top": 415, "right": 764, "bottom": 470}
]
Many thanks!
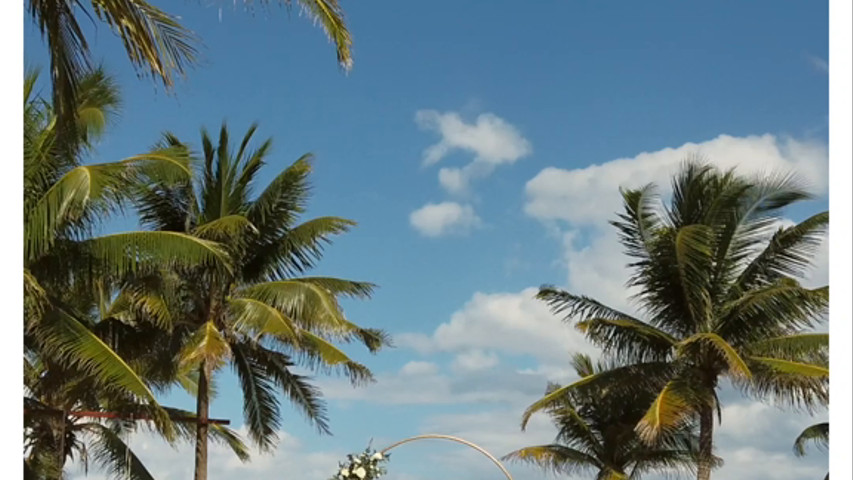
[{"left": 25, "top": 1, "right": 830, "bottom": 479}]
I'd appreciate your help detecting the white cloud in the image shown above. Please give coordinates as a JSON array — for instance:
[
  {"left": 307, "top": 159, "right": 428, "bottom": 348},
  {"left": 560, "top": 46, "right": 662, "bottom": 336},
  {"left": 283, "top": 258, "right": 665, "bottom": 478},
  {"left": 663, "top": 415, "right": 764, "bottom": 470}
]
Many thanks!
[
  {"left": 452, "top": 350, "right": 499, "bottom": 373},
  {"left": 416, "top": 110, "right": 531, "bottom": 194},
  {"left": 525, "top": 134, "right": 828, "bottom": 226},
  {"left": 437, "top": 167, "right": 468, "bottom": 194},
  {"left": 522, "top": 133, "right": 829, "bottom": 315},
  {"left": 416, "top": 409, "right": 556, "bottom": 479},
  {"left": 416, "top": 110, "right": 532, "bottom": 167},
  {"left": 409, "top": 201, "right": 481, "bottom": 237},
  {"left": 806, "top": 54, "right": 829, "bottom": 74},
  {"left": 318, "top": 357, "right": 547, "bottom": 406},
  {"left": 711, "top": 401, "right": 827, "bottom": 480},
  {"left": 398, "top": 287, "right": 596, "bottom": 370},
  {"left": 68, "top": 428, "right": 344, "bottom": 480},
  {"left": 400, "top": 360, "right": 440, "bottom": 376}
]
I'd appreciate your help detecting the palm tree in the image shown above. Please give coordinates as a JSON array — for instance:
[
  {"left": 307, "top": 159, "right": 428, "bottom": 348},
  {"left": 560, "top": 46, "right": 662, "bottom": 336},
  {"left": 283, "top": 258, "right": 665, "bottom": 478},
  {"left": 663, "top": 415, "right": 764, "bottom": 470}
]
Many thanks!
[
  {"left": 27, "top": 0, "right": 353, "bottom": 136},
  {"left": 505, "top": 354, "right": 704, "bottom": 480},
  {"left": 132, "top": 123, "right": 389, "bottom": 480},
  {"left": 793, "top": 422, "right": 829, "bottom": 480},
  {"left": 24, "top": 68, "right": 234, "bottom": 479},
  {"left": 521, "top": 162, "right": 829, "bottom": 480}
]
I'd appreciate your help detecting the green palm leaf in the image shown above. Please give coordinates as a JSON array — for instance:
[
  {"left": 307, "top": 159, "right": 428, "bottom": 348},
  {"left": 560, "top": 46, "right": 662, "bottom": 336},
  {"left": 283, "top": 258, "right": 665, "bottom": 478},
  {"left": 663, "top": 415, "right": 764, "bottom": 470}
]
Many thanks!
[
  {"left": 748, "top": 357, "right": 828, "bottom": 377},
  {"left": 503, "top": 445, "right": 602, "bottom": 476},
  {"left": 248, "top": 346, "right": 332, "bottom": 435},
  {"left": 793, "top": 422, "right": 828, "bottom": 456},
  {"left": 521, "top": 362, "right": 673, "bottom": 429},
  {"left": 82, "top": 423, "right": 156, "bottom": 480},
  {"left": 230, "top": 341, "right": 281, "bottom": 451},
  {"left": 85, "top": 231, "right": 231, "bottom": 276},
  {"left": 635, "top": 380, "right": 695, "bottom": 444},
  {"left": 180, "top": 322, "right": 232, "bottom": 371},
  {"left": 747, "top": 333, "right": 828, "bottom": 359},
  {"left": 678, "top": 333, "right": 752, "bottom": 379},
  {"left": 294, "top": 330, "right": 374, "bottom": 386},
  {"left": 227, "top": 297, "right": 300, "bottom": 341},
  {"left": 238, "top": 280, "right": 349, "bottom": 333}
]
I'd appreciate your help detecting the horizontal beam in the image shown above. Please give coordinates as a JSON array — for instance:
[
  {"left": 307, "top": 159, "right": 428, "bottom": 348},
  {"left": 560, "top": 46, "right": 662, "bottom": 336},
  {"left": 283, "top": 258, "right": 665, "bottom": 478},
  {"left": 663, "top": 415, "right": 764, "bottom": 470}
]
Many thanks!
[{"left": 25, "top": 408, "right": 231, "bottom": 425}]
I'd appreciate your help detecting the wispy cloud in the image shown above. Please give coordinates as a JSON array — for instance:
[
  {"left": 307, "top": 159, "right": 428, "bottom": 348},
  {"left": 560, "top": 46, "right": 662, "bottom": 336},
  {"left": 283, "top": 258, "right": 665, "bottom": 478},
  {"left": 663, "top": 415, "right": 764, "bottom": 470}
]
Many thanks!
[
  {"left": 409, "top": 201, "right": 481, "bottom": 237},
  {"left": 415, "top": 110, "right": 531, "bottom": 195},
  {"left": 805, "top": 53, "right": 829, "bottom": 74}
]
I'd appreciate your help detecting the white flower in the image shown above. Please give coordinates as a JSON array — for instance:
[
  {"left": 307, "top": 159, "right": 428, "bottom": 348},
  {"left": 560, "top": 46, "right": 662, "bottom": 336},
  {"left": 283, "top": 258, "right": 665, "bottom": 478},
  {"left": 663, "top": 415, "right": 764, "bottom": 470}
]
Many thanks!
[
  {"left": 354, "top": 467, "right": 367, "bottom": 479},
  {"left": 353, "top": 457, "right": 361, "bottom": 464},
  {"left": 340, "top": 468, "right": 349, "bottom": 477},
  {"left": 371, "top": 452, "right": 384, "bottom": 461}
]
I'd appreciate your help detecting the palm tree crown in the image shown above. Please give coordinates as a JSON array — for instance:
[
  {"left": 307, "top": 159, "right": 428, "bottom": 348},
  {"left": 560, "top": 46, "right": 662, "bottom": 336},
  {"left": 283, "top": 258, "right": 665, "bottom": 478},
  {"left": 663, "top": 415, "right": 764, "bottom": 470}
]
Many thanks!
[
  {"left": 27, "top": 0, "right": 353, "bottom": 138},
  {"left": 522, "top": 161, "right": 829, "bottom": 480},
  {"left": 133, "top": 123, "right": 389, "bottom": 480},
  {"left": 506, "top": 354, "right": 703, "bottom": 480}
]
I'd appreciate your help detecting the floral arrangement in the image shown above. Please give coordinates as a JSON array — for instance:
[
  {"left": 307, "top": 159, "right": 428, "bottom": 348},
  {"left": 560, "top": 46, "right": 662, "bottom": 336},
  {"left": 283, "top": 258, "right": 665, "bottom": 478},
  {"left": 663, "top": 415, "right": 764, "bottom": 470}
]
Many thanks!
[{"left": 330, "top": 447, "right": 390, "bottom": 480}]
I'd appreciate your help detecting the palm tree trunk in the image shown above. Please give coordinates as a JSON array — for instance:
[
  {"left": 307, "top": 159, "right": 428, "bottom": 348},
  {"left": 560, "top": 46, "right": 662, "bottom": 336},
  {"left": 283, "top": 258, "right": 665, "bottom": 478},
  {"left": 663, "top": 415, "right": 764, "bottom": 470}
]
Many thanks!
[
  {"left": 697, "top": 404, "right": 715, "bottom": 480},
  {"left": 193, "top": 361, "right": 210, "bottom": 480},
  {"left": 54, "top": 412, "right": 66, "bottom": 480}
]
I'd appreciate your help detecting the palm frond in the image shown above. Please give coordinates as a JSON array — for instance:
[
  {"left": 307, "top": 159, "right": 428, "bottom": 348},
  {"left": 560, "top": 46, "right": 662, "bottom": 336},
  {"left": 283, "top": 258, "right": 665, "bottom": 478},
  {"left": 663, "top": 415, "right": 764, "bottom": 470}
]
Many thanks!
[
  {"left": 793, "top": 422, "right": 828, "bottom": 457},
  {"left": 89, "top": 0, "right": 199, "bottom": 88},
  {"left": 610, "top": 184, "right": 662, "bottom": 261},
  {"left": 748, "top": 357, "right": 828, "bottom": 377},
  {"left": 635, "top": 379, "right": 703, "bottom": 445},
  {"left": 503, "top": 445, "right": 601, "bottom": 475},
  {"left": 237, "top": 280, "right": 348, "bottom": 333},
  {"left": 84, "top": 231, "right": 231, "bottom": 276},
  {"left": 717, "top": 280, "right": 827, "bottom": 343},
  {"left": 179, "top": 322, "right": 232, "bottom": 371},
  {"left": 292, "top": 330, "right": 374, "bottom": 386},
  {"left": 35, "top": 306, "right": 160, "bottom": 407},
  {"left": 28, "top": 0, "right": 91, "bottom": 135},
  {"left": 250, "top": 216, "right": 358, "bottom": 280},
  {"left": 735, "top": 212, "right": 828, "bottom": 291},
  {"left": 230, "top": 341, "right": 281, "bottom": 451},
  {"left": 737, "top": 357, "right": 828, "bottom": 411},
  {"left": 248, "top": 346, "right": 331, "bottom": 434},
  {"left": 746, "top": 333, "right": 828, "bottom": 360},
  {"left": 193, "top": 214, "right": 259, "bottom": 244},
  {"left": 576, "top": 317, "right": 676, "bottom": 362},
  {"left": 672, "top": 224, "right": 714, "bottom": 329},
  {"left": 678, "top": 333, "right": 752, "bottom": 379},
  {"left": 521, "top": 362, "right": 673, "bottom": 430},
  {"left": 82, "top": 423, "right": 155, "bottom": 480},
  {"left": 227, "top": 297, "right": 301, "bottom": 342}
]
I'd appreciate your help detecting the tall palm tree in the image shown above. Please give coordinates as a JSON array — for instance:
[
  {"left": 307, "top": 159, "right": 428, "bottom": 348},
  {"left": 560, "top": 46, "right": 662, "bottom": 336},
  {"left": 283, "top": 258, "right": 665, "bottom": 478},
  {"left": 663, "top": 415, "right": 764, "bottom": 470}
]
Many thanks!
[
  {"left": 132, "top": 123, "right": 389, "bottom": 480},
  {"left": 521, "top": 162, "right": 829, "bottom": 480},
  {"left": 505, "top": 354, "right": 703, "bottom": 480},
  {"left": 27, "top": 0, "right": 353, "bottom": 137},
  {"left": 793, "top": 422, "right": 829, "bottom": 480},
  {"left": 24, "top": 68, "right": 236, "bottom": 479},
  {"left": 24, "top": 66, "right": 229, "bottom": 431}
]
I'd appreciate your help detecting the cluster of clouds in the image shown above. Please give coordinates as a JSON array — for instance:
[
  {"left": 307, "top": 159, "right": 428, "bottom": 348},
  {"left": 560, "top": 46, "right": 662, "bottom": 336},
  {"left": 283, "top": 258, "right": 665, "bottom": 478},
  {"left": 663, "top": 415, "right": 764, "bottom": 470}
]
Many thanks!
[
  {"left": 68, "top": 429, "right": 346, "bottom": 480},
  {"left": 75, "top": 130, "right": 829, "bottom": 480},
  {"left": 401, "top": 130, "right": 829, "bottom": 479},
  {"left": 409, "top": 110, "right": 531, "bottom": 237}
]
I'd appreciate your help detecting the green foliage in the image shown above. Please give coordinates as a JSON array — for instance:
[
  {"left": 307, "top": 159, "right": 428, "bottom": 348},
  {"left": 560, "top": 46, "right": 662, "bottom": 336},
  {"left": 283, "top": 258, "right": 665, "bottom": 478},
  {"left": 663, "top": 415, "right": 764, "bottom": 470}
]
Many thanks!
[
  {"left": 526, "top": 161, "right": 828, "bottom": 479},
  {"left": 132, "top": 123, "right": 388, "bottom": 473},
  {"left": 508, "top": 355, "right": 702, "bottom": 479}
]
